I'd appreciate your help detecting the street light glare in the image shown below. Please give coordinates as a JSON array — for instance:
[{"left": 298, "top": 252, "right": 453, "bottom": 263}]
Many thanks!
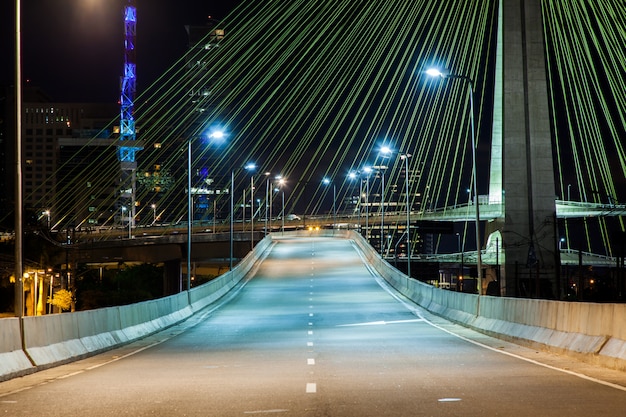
[
  {"left": 426, "top": 68, "right": 445, "bottom": 78},
  {"left": 207, "top": 129, "right": 227, "bottom": 146},
  {"left": 244, "top": 163, "right": 257, "bottom": 171},
  {"left": 322, "top": 178, "right": 331, "bottom": 185},
  {"left": 380, "top": 146, "right": 392, "bottom": 155}
]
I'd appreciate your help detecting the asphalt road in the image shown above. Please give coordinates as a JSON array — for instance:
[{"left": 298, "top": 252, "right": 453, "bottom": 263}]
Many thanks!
[{"left": 3, "top": 236, "right": 626, "bottom": 416}]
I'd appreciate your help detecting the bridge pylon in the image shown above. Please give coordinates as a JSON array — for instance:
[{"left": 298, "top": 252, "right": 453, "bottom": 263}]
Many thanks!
[{"left": 487, "top": 0, "right": 559, "bottom": 298}]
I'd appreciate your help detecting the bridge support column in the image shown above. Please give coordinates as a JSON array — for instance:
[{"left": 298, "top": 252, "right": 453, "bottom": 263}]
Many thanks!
[
  {"left": 492, "top": 0, "right": 558, "bottom": 297},
  {"left": 163, "top": 260, "right": 182, "bottom": 296}
]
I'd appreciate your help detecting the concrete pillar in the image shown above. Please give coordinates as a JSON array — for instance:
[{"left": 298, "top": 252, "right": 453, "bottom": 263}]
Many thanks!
[
  {"left": 493, "top": 0, "right": 558, "bottom": 297},
  {"left": 162, "top": 260, "right": 181, "bottom": 296}
]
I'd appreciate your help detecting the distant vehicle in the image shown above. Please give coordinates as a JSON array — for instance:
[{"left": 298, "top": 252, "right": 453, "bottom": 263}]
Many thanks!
[{"left": 285, "top": 214, "right": 301, "bottom": 221}]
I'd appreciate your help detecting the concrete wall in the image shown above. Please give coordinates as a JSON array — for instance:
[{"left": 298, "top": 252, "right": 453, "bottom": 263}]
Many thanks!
[
  {"left": 0, "top": 318, "right": 33, "bottom": 380},
  {"left": 346, "top": 230, "right": 626, "bottom": 370}
]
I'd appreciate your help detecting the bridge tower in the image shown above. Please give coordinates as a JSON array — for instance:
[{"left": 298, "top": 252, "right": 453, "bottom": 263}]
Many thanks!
[
  {"left": 488, "top": 0, "right": 558, "bottom": 297},
  {"left": 118, "top": 1, "right": 141, "bottom": 229}
]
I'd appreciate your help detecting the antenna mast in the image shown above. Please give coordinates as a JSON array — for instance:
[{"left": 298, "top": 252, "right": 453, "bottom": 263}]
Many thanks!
[{"left": 118, "top": 0, "right": 141, "bottom": 230}]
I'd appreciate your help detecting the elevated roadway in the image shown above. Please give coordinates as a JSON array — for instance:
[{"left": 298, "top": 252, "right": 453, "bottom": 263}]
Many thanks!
[
  {"left": 3, "top": 233, "right": 626, "bottom": 416},
  {"left": 410, "top": 200, "right": 626, "bottom": 221}
]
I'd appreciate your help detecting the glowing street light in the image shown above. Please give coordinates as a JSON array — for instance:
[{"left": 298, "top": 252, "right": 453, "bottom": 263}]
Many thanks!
[
  {"left": 276, "top": 177, "right": 287, "bottom": 234},
  {"left": 362, "top": 166, "right": 372, "bottom": 240},
  {"left": 400, "top": 153, "right": 412, "bottom": 278},
  {"left": 322, "top": 178, "right": 336, "bottom": 230},
  {"left": 244, "top": 163, "right": 257, "bottom": 250},
  {"left": 348, "top": 172, "right": 361, "bottom": 230},
  {"left": 189, "top": 129, "right": 225, "bottom": 287},
  {"left": 378, "top": 146, "right": 393, "bottom": 255},
  {"left": 264, "top": 172, "right": 271, "bottom": 236},
  {"left": 427, "top": 67, "right": 483, "bottom": 294}
]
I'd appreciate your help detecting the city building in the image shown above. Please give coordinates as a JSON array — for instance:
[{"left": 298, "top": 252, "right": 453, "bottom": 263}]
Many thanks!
[{"left": 1, "top": 84, "right": 119, "bottom": 232}]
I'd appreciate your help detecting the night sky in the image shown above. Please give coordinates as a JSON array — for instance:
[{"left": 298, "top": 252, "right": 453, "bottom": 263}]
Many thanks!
[{"left": 0, "top": 0, "right": 241, "bottom": 102}]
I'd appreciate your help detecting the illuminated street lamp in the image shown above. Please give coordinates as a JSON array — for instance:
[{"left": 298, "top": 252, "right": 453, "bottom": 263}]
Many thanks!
[
  {"left": 150, "top": 204, "right": 156, "bottom": 225},
  {"left": 348, "top": 172, "right": 361, "bottom": 230},
  {"left": 400, "top": 153, "right": 412, "bottom": 278},
  {"left": 244, "top": 163, "right": 257, "bottom": 250},
  {"left": 278, "top": 178, "right": 286, "bottom": 234},
  {"left": 43, "top": 210, "right": 51, "bottom": 230},
  {"left": 264, "top": 172, "right": 271, "bottom": 236},
  {"left": 121, "top": 206, "right": 131, "bottom": 239},
  {"left": 362, "top": 166, "right": 372, "bottom": 240},
  {"left": 426, "top": 67, "right": 483, "bottom": 294},
  {"left": 378, "top": 146, "right": 392, "bottom": 255},
  {"left": 322, "top": 178, "right": 336, "bottom": 230},
  {"left": 189, "top": 130, "right": 225, "bottom": 288}
]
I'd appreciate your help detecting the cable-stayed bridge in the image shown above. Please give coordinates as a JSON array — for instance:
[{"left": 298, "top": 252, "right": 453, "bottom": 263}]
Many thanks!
[{"left": 10, "top": 1, "right": 625, "bottom": 300}]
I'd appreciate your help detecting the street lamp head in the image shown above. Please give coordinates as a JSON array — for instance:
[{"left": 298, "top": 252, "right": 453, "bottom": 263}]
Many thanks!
[
  {"left": 379, "top": 145, "right": 393, "bottom": 156},
  {"left": 362, "top": 166, "right": 373, "bottom": 175},
  {"left": 207, "top": 129, "right": 227, "bottom": 144},
  {"left": 400, "top": 153, "right": 412, "bottom": 160},
  {"left": 426, "top": 68, "right": 445, "bottom": 78},
  {"left": 322, "top": 178, "right": 331, "bottom": 185},
  {"left": 244, "top": 163, "right": 257, "bottom": 171},
  {"left": 348, "top": 172, "right": 357, "bottom": 180}
]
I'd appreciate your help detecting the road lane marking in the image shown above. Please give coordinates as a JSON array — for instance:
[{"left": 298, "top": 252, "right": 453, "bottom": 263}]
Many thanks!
[
  {"left": 438, "top": 398, "right": 462, "bottom": 402},
  {"left": 370, "top": 267, "right": 626, "bottom": 393},
  {"left": 307, "top": 358, "right": 315, "bottom": 365},
  {"left": 337, "top": 319, "right": 424, "bottom": 327},
  {"left": 306, "top": 383, "right": 317, "bottom": 393},
  {"left": 244, "top": 409, "right": 290, "bottom": 414},
  {"left": 307, "top": 342, "right": 314, "bottom": 346},
  {"left": 308, "top": 330, "right": 313, "bottom": 335}
]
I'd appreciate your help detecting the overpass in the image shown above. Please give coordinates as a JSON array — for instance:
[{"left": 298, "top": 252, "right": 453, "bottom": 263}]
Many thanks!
[{"left": 3, "top": 232, "right": 626, "bottom": 386}]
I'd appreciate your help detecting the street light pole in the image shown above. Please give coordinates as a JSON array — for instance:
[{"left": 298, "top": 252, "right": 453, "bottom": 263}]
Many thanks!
[
  {"left": 363, "top": 166, "right": 372, "bottom": 241},
  {"left": 426, "top": 68, "right": 483, "bottom": 294},
  {"left": 264, "top": 173, "right": 270, "bottom": 236},
  {"left": 378, "top": 146, "right": 392, "bottom": 256},
  {"left": 349, "top": 172, "right": 361, "bottom": 231},
  {"left": 401, "top": 153, "right": 412, "bottom": 278},
  {"left": 244, "top": 163, "right": 256, "bottom": 250},
  {"left": 230, "top": 170, "right": 234, "bottom": 271},
  {"left": 322, "top": 178, "right": 336, "bottom": 230},
  {"left": 187, "top": 140, "right": 192, "bottom": 292}
]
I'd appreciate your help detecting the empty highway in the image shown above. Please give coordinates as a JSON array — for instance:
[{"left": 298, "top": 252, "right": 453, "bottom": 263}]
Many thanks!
[{"left": 2, "top": 236, "right": 626, "bottom": 416}]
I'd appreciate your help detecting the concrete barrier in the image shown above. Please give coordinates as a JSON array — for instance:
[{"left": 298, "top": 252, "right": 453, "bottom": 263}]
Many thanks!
[
  {"left": 0, "top": 318, "right": 33, "bottom": 379},
  {"left": 0, "top": 235, "right": 275, "bottom": 381},
  {"left": 20, "top": 292, "right": 193, "bottom": 369},
  {"left": 189, "top": 235, "right": 273, "bottom": 312},
  {"left": 345, "top": 230, "right": 626, "bottom": 370}
]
